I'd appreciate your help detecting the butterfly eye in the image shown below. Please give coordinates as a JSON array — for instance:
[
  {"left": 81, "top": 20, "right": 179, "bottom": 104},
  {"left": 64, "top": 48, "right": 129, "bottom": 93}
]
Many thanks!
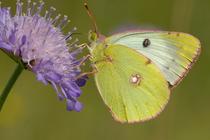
[
  {"left": 105, "top": 44, "right": 109, "bottom": 48},
  {"left": 143, "top": 39, "right": 151, "bottom": 48}
]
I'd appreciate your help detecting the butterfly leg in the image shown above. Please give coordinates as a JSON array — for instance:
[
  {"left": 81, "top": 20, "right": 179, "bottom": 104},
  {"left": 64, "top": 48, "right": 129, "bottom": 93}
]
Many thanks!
[
  {"left": 77, "top": 43, "right": 91, "bottom": 50},
  {"left": 76, "top": 54, "right": 92, "bottom": 68},
  {"left": 75, "top": 67, "right": 98, "bottom": 80},
  {"left": 71, "top": 43, "right": 93, "bottom": 68},
  {"left": 73, "top": 43, "right": 97, "bottom": 80}
]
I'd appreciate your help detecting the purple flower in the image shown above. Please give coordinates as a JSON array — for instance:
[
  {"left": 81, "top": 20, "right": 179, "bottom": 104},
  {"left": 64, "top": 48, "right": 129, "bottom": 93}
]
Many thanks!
[{"left": 0, "top": 0, "right": 87, "bottom": 112}]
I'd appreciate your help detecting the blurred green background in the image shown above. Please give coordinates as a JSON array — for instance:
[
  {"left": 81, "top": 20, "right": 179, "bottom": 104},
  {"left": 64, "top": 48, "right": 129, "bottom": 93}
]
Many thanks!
[{"left": 0, "top": 0, "right": 209, "bottom": 140}]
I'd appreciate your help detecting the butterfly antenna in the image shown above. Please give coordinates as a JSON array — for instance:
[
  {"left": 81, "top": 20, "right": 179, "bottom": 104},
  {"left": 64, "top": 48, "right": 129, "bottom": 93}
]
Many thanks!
[{"left": 84, "top": 0, "right": 99, "bottom": 37}]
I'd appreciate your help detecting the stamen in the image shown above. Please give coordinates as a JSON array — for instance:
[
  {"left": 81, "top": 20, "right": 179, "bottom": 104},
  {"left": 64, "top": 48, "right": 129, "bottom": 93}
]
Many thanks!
[
  {"left": 27, "top": 60, "right": 33, "bottom": 68},
  {"left": 50, "top": 81, "right": 65, "bottom": 100},
  {"left": 27, "top": 0, "right": 31, "bottom": 16},
  {"left": 20, "top": 2, "right": 23, "bottom": 16},
  {"left": 62, "top": 20, "right": 70, "bottom": 30},
  {"left": 44, "top": 10, "right": 49, "bottom": 18},
  {"left": 60, "top": 87, "right": 68, "bottom": 99},
  {"left": 65, "top": 27, "right": 77, "bottom": 41},
  {"left": 7, "top": 7, "right": 11, "bottom": 12},
  {"left": 34, "top": 15, "right": 40, "bottom": 28},
  {"left": 21, "top": 15, "right": 27, "bottom": 29},
  {"left": 51, "top": 14, "right": 61, "bottom": 25},
  {"left": 34, "top": 1, "right": 44, "bottom": 16},
  {"left": 31, "top": 2, "right": 37, "bottom": 16},
  {"left": 57, "top": 15, "right": 69, "bottom": 29},
  {"left": 16, "top": 0, "right": 21, "bottom": 16},
  {"left": 41, "top": 27, "right": 51, "bottom": 45},
  {"left": 27, "top": 0, "right": 31, "bottom": 8},
  {"left": 46, "top": 7, "right": 56, "bottom": 21}
]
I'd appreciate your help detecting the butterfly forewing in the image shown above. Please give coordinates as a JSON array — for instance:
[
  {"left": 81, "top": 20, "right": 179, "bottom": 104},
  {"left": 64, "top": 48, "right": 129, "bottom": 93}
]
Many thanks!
[{"left": 106, "top": 32, "right": 201, "bottom": 87}]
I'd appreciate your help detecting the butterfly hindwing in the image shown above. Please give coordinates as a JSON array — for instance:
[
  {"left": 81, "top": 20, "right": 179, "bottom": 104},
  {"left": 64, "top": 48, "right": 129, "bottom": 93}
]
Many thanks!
[
  {"left": 106, "top": 31, "right": 201, "bottom": 88},
  {"left": 93, "top": 44, "right": 170, "bottom": 123}
]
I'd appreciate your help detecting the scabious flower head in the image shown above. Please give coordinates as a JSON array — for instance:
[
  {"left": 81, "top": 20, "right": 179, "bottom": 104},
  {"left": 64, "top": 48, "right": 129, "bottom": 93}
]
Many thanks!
[{"left": 0, "top": 0, "right": 87, "bottom": 112}]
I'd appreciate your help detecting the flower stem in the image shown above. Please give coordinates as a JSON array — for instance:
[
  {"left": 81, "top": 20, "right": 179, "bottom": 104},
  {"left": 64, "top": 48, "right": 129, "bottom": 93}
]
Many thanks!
[{"left": 0, "top": 64, "right": 23, "bottom": 111}]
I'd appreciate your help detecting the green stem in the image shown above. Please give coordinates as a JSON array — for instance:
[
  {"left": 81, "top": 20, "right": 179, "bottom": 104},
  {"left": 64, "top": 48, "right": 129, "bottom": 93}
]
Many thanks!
[{"left": 0, "top": 64, "right": 23, "bottom": 111}]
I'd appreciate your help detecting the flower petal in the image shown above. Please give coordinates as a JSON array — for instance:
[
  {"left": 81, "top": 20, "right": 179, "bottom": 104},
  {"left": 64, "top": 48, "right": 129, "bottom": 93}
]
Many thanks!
[
  {"left": 0, "top": 42, "right": 13, "bottom": 51},
  {"left": 74, "top": 101, "right": 83, "bottom": 112}
]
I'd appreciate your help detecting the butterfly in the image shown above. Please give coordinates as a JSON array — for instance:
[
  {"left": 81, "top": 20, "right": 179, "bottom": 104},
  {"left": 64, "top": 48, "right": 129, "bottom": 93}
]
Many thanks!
[{"left": 83, "top": 2, "right": 201, "bottom": 123}]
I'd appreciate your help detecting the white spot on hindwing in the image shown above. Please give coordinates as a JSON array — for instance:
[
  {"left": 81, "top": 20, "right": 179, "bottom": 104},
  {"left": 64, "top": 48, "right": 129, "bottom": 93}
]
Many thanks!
[{"left": 130, "top": 74, "right": 142, "bottom": 85}]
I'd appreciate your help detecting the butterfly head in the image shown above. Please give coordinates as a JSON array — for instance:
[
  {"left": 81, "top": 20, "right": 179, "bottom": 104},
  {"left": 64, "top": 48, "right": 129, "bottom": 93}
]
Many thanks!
[
  {"left": 84, "top": 1, "right": 104, "bottom": 43},
  {"left": 88, "top": 30, "right": 98, "bottom": 42},
  {"left": 88, "top": 30, "right": 106, "bottom": 42}
]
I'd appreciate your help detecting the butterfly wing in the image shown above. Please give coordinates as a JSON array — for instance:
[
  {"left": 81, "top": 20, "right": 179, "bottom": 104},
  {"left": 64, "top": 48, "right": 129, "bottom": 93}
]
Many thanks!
[
  {"left": 105, "top": 31, "right": 201, "bottom": 88},
  {"left": 94, "top": 44, "right": 170, "bottom": 123}
]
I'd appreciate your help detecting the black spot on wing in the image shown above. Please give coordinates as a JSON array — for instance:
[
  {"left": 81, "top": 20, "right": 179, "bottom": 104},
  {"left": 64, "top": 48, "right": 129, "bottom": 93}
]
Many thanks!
[{"left": 143, "top": 39, "right": 151, "bottom": 48}]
